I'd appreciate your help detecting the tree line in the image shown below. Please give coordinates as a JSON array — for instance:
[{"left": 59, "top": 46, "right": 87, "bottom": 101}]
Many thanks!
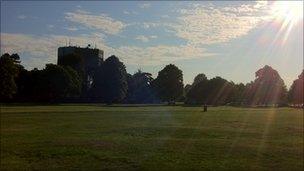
[{"left": 0, "top": 53, "right": 303, "bottom": 106}]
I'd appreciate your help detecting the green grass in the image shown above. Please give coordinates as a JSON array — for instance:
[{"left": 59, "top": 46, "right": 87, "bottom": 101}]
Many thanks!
[{"left": 1, "top": 105, "right": 303, "bottom": 170}]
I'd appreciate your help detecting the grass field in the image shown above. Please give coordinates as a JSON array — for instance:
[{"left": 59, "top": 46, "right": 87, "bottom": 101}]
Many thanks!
[{"left": 1, "top": 105, "right": 303, "bottom": 170}]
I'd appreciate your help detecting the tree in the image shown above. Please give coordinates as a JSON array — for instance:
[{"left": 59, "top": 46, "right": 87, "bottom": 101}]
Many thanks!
[
  {"left": 193, "top": 73, "right": 207, "bottom": 86},
  {"left": 184, "top": 84, "right": 192, "bottom": 100},
  {"left": 25, "top": 68, "right": 45, "bottom": 102},
  {"left": 16, "top": 64, "right": 82, "bottom": 102},
  {"left": 91, "top": 55, "right": 128, "bottom": 103},
  {"left": 185, "top": 75, "right": 236, "bottom": 105},
  {"left": 14, "top": 67, "right": 32, "bottom": 101},
  {"left": 205, "top": 77, "right": 235, "bottom": 105},
  {"left": 243, "top": 65, "right": 287, "bottom": 106},
  {"left": 184, "top": 73, "right": 208, "bottom": 103},
  {"left": 153, "top": 64, "right": 183, "bottom": 103},
  {"left": 41, "top": 64, "right": 82, "bottom": 101},
  {"left": 229, "top": 83, "right": 246, "bottom": 105},
  {"left": 125, "top": 70, "right": 157, "bottom": 103},
  {"left": 288, "top": 70, "right": 303, "bottom": 106},
  {"left": 0, "top": 53, "right": 21, "bottom": 101},
  {"left": 185, "top": 73, "right": 208, "bottom": 104},
  {"left": 64, "top": 66, "right": 83, "bottom": 97},
  {"left": 57, "top": 52, "right": 86, "bottom": 95},
  {"left": 185, "top": 77, "right": 209, "bottom": 104}
]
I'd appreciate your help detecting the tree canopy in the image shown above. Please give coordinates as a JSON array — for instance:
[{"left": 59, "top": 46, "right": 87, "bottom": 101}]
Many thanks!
[
  {"left": 13, "top": 64, "right": 82, "bottom": 102},
  {"left": 125, "top": 70, "right": 158, "bottom": 103},
  {"left": 0, "top": 53, "right": 21, "bottom": 100},
  {"left": 186, "top": 75, "right": 235, "bottom": 105},
  {"left": 0, "top": 52, "right": 299, "bottom": 107},
  {"left": 243, "top": 65, "right": 287, "bottom": 105},
  {"left": 153, "top": 64, "right": 184, "bottom": 103},
  {"left": 193, "top": 73, "right": 207, "bottom": 86},
  {"left": 288, "top": 70, "right": 303, "bottom": 105},
  {"left": 91, "top": 55, "right": 128, "bottom": 103}
]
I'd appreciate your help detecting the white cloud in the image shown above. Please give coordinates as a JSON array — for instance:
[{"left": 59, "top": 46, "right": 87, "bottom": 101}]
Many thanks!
[
  {"left": 1, "top": 2, "right": 275, "bottom": 68},
  {"left": 0, "top": 33, "right": 108, "bottom": 69},
  {"left": 1, "top": 33, "right": 214, "bottom": 68},
  {"left": 135, "top": 35, "right": 149, "bottom": 42},
  {"left": 171, "top": 2, "right": 271, "bottom": 45},
  {"left": 47, "top": 25, "right": 55, "bottom": 29},
  {"left": 254, "top": 1, "right": 268, "bottom": 9},
  {"left": 17, "top": 15, "right": 27, "bottom": 19},
  {"left": 115, "top": 45, "right": 214, "bottom": 65},
  {"left": 139, "top": 3, "right": 151, "bottom": 9},
  {"left": 150, "top": 35, "right": 157, "bottom": 39},
  {"left": 161, "top": 15, "right": 170, "bottom": 19},
  {"left": 142, "top": 22, "right": 161, "bottom": 29},
  {"left": 135, "top": 35, "right": 158, "bottom": 42},
  {"left": 64, "top": 27, "right": 79, "bottom": 31},
  {"left": 123, "top": 10, "right": 138, "bottom": 15},
  {"left": 65, "top": 10, "right": 127, "bottom": 35}
]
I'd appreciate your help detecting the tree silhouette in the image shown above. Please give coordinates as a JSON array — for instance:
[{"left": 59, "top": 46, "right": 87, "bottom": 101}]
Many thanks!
[
  {"left": 0, "top": 53, "right": 21, "bottom": 101},
  {"left": 91, "top": 55, "right": 128, "bottom": 104},
  {"left": 185, "top": 76, "right": 209, "bottom": 104},
  {"left": 153, "top": 64, "right": 183, "bottom": 104},
  {"left": 125, "top": 70, "right": 157, "bottom": 103},
  {"left": 288, "top": 70, "right": 303, "bottom": 106},
  {"left": 0, "top": 51, "right": 297, "bottom": 106},
  {"left": 193, "top": 73, "right": 207, "bottom": 86},
  {"left": 244, "top": 65, "right": 287, "bottom": 106},
  {"left": 186, "top": 76, "right": 235, "bottom": 105},
  {"left": 15, "top": 64, "right": 82, "bottom": 102},
  {"left": 205, "top": 77, "right": 235, "bottom": 105}
]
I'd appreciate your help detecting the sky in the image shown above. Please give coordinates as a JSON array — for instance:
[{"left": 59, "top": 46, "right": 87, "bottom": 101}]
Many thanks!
[{"left": 1, "top": 1, "right": 303, "bottom": 87}]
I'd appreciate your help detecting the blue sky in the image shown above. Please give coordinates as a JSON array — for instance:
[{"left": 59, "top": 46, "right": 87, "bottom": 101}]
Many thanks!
[{"left": 1, "top": 1, "right": 303, "bottom": 87}]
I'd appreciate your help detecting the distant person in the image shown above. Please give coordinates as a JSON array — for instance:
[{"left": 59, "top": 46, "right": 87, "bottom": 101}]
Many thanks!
[{"left": 203, "top": 104, "right": 207, "bottom": 112}]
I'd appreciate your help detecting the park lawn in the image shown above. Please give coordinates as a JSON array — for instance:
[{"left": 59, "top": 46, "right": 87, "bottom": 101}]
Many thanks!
[{"left": 0, "top": 105, "right": 303, "bottom": 170}]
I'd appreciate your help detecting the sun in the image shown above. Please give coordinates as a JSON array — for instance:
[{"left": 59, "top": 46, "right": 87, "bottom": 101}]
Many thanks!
[
  {"left": 271, "top": 1, "right": 303, "bottom": 24},
  {"left": 269, "top": 1, "right": 303, "bottom": 45}
]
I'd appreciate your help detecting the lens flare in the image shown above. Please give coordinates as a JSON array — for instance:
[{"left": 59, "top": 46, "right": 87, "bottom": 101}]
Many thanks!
[
  {"left": 269, "top": 1, "right": 303, "bottom": 45},
  {"left": 271, "top": 1, "right": 303, "bottom": 23}
]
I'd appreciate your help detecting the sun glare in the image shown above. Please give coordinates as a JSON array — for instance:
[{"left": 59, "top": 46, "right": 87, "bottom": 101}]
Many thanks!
[
  {"left": 271, "top": 1, "right": 303, "bottom": 24},
  {"left": 270, "top": 1, "right": 303, "bottom": 45}
]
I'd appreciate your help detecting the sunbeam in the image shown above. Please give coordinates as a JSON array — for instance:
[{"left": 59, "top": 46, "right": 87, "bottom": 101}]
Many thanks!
[{"left": 270, "top": 1, "right": 303, "bottom": 45}]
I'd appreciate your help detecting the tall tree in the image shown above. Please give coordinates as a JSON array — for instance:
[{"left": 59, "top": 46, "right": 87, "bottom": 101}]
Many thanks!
[
  {"left": 0, "top": 53, "right": 21, "bottom": 101},
  {"left": 193, "top": 73, "right": 207, "bottom": 86},
  {"left": 153, "top": 64, "right": 183, "bottom": 103},
  {"left": 64, "top": 66, "right": 83, "bottom": 97},
  {"left": 125, "top": 70, "right": 157, "bottom": 103},
  {"left": 288, "top": 70, "right": 303, "bottom": 105},
  {"left": 40, "top": 64, "right": 82, "bottom": 101},
  {"left": 243, "top": 65, "right": 287, "bottom": 105},
  {"left": 57, "top": 52, "right": 86, "bottom": 95},
  {"left": 229, "top": 83, "right": 246, "bottom": 105},
  {"left": 91, "top": 55, "right": 128, "bottom": 103},
  {"left": 184, "top": 84, "right": 192, "bottom": 98},
  {"left": 185, "top": 78, "right": 209, "bottom": 104},
  {"left": 15, "top": 67, "right": 32, "bottom": 101},
  {"left": 205, "top": 77, "right": 235, "bottom": 105},
  {"left": 17, "top": 64, "right": 82, "bottom": 102},
  {"left": 186, "top": 76, "right": 235, "bottom": 105}
]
